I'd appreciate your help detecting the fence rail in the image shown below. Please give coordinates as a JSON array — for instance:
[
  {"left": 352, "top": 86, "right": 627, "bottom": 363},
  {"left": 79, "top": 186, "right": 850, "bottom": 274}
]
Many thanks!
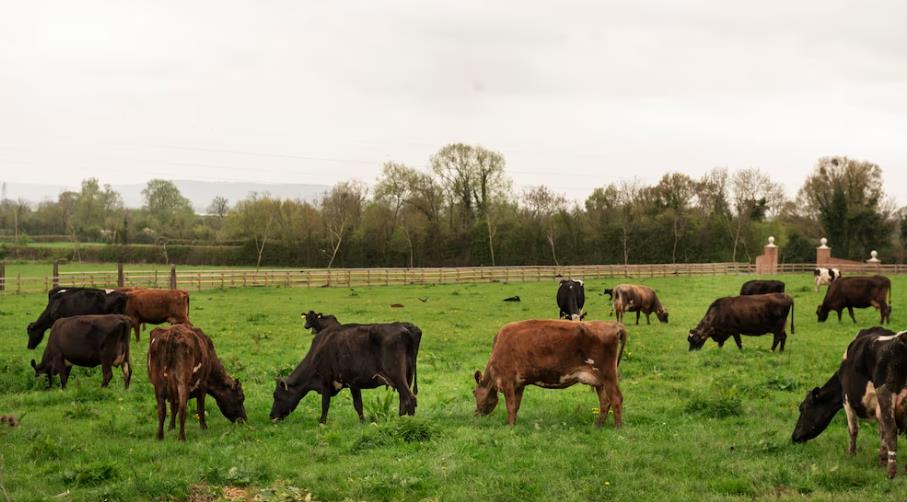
[{"left": 1, "top": 262, "right": 906, "bottom": 295}]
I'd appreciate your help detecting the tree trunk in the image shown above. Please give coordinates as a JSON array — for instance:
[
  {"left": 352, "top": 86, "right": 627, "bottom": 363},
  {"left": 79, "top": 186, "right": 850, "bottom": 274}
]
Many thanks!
[
  {"left": 485, "top": 213, "right": 496, "bottom": 267},
  {"left": 403, "top": 225, "right": 415, "bottom": 268},
  {"left": 327, "top": 230, "right": 343, "bottom": 269},
  {"left": 547, "top": 233, "right": 560, "bottom": 267}
]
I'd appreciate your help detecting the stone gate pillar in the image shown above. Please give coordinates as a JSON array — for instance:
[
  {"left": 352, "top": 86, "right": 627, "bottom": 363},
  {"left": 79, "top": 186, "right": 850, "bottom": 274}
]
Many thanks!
[
  {"left": 755, "top": 236, "right": 778, "bottom": 274},
  {"left": 816, "top": 238, "right": 831, "bottom": 266}
]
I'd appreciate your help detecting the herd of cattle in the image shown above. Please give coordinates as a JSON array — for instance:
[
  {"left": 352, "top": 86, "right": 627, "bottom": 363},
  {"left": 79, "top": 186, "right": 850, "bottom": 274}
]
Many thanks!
[{"left": 14, "top": 266, "right": 907, "bottom": 478}]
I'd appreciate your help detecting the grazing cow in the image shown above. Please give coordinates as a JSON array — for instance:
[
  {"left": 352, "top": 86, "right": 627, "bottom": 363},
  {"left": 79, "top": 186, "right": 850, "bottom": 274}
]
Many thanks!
[
  {"left": 556, "top": 279, "right": 586, "bottom": 320},
  {"left": 816, "top": 275, "right": 892, "bottom": 325},
  {"left": 27, "top": 287, "right": 127, "bottom": 349},
  {"left": 147, "top": 324, "right": 246, "bottom": 441},
  {"left": 740, "top": 280, "right": 785, "bottom": 296},
  {"left": 30, "top": 314, "right": 132, "bottom": 389},
  {"left": 474, "top": 320, "right": 625, "bottom": 427},
  {"left": 688, "top": 293, "right": 795, "bottom": 352},
  {"left": 117, "top": 288, "right": 190, "bottom": 341},
  {"left": 271, "top": 314, "right": 422, "bottom": 423},
  {"left": 792, "top": 328, "right": 907, "bottom": 478},
  {"left": 611, "top": 284, "right": 668, "bottom": 325},
  {"left": 815, "top": 267, "right": 842, "bottom": 292}
]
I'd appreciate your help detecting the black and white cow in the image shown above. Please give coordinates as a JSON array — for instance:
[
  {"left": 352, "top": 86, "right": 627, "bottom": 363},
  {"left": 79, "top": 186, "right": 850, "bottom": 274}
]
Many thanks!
[
  {"left": 556, "top": 279, "right": 586, "bottom": 321},
  {"left": 27, "top": 287, "right": 128, "bottom": 349},
  {"left": 792, "top": 328, "right": 907, "bottom": 478},
  {"left": 815, "top": 267, "right": 841, "bottom": 292}
]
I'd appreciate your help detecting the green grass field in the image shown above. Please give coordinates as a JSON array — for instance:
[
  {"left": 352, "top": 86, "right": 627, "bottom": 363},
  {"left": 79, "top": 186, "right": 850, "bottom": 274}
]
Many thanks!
[{"left": 1, "top": 275, "right": 905, "bottom": 501}]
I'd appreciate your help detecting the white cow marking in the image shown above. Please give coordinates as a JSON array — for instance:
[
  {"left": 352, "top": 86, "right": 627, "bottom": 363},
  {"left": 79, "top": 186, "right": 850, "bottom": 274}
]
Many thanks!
[
  {"left": 192, "top": 363, "right": 202, "bottom": 374},
  {"left": 585, "top": 358, "right": 595, "bottom": 365},
  {"left": 104, "top": 289, "right": 114, "bottom": 294},
  {"left": 875, "top": 331, "right": 907, "bottom": 343},
  {"left": 332, "top": 380, "right": 344, "bottom": 390}
]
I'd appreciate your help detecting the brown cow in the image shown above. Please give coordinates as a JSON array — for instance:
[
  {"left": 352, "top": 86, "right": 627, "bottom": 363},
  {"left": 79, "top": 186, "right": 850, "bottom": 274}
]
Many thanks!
[
  {"left": 611, "top": 284, "right": 668, "bottom": 325},
  {"left": 118, "top": 288, "right": 190, "bottom": 341},
  {"left": 473, "top": 320, "right": 625, "bottom": 427},
  {"left": 147, "top": 324, "right": 246, "bottom": 441},
  {"left": 816, "top": 275, "right": 892, "bottom": 324}
]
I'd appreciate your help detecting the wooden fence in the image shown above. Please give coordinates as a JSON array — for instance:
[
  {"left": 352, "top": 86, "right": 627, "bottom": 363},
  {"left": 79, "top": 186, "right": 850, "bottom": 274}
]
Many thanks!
[{"left": 1, "top": 262, "right": 906, "bottom": 295}]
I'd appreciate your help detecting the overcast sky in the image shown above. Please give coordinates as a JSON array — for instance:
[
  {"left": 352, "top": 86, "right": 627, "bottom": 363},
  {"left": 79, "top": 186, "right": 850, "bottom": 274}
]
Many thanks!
[{"left": 2, "top": 1, "right": 905, "bottom": 205}]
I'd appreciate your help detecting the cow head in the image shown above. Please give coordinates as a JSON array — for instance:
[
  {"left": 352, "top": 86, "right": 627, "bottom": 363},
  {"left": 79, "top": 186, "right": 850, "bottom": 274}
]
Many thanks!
[
  {"left": 816, "top": 305, "right": 830, "bottom": 322},
  {"left": 656, "top": 307, "right": 669, "bottom": 324},
  {"left": 473, "top": 370, "right": 499, "bottom": 416},
  {"left": 602, "top": 288, "right": 614, "bottom": 299},
  {"left": 792, "top": 379, "right": 843, "bottom": 443},
  {"left": 302, "top": 311, "right": 340, "bottom": 334},
  {"left": 212, "top": 378, "right": 247, "bottom": 423},
  {"left": 270, "top": 377, "right": 305, "bottom": 422},
  {"left": 687, "top": 328, "right": 708, "bottom": 351},
  {"left": 26, "top": 322, "right": 45, "bottom": 350},
  {"left": 30, "top": 359, "right": 47, "bottom": 376}
]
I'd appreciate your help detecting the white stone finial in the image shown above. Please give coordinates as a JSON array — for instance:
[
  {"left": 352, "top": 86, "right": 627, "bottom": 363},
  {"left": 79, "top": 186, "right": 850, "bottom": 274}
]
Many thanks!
[
  {"left": 819, "top": 238, "right": 829, "bottom": 249},
  {"left": 766, "top": 236, "right": 776, "bottom": 247},
  {"left": 868, "top": 250, "right": 880, "bottom": 263}
]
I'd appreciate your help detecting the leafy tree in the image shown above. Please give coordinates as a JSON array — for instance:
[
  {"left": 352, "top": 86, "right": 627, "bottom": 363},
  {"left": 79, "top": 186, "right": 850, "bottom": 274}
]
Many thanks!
[
  {"left": 142, "top": 179, "right": 194, "bottom": 236},
  {"left": 321, "top": 181, "right": 365, "bottom": 269}
]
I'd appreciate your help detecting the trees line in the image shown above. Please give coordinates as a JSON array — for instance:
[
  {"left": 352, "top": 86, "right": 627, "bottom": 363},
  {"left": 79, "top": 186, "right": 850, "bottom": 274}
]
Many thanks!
[{"left": 1, "top": 146, "right": 904, "bottom": 267}]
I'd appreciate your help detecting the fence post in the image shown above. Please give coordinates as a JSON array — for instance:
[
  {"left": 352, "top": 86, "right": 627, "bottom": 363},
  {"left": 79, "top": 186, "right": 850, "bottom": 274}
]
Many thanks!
[
  {"left": 117, "top": 263, "right": 124, "bottom": 288},
  {"left": 0, "top": 261, "right": 4, "bottom": 292},
  {"left": 52, "top": 262, "right": 59, "bottom": 288},
  {"left": 169, "top": 265, "right": 177, "bottom": 289}
]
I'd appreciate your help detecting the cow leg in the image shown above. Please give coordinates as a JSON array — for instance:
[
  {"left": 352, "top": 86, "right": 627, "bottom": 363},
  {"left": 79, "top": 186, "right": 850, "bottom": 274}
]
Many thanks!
[
  {"left": 779, "top": 331, "right": 787, "bottom": 352},
  {"left": 878, "top": 388, "right": 898, "bottom": 478},
  {"left": 60, "top": 365, "right": 72, "bottom": 389},
  {"left": 351, "top": 387, "right": 365, "bottom": 423},
  {"left": 196, "top": 392, "right": 207, "bottom": 430},
  {"left": 155, "top": 389, "right": 166, "bottom": 440},
  {"left": 847, "top": 306, "right": 857, "bottom": 324},
  {"left": 319, "top": 392, "right": 332, "bottom": 424},
  {"left": 645, "top": 313, "right": 651, "bottom": 325},
  {"left": 121, "top": 360, "right": 132, "bottom": 389},
  {"left": 844, "top": 399, "right": 859, "bottom": 456},
  {"left": 101, "top": 362, "right": 113, "bottom": 388},
  {"left": 599, "top": 379, "right": 623, "bottom": 428},
  {"left": 635, "top": 311, "right": 640, "bottom": 325},
  {"left": 131, "top": 318, "right": 140, "bottom": 342},
  {"left": 836, "top": 310, "right": 842, "bottom": 322},
  {"left": 503, "top": 385, "right": 523, "bottom": 426},
  {"left": 733, "top": 335, "right": 743, "bottom": 350}
]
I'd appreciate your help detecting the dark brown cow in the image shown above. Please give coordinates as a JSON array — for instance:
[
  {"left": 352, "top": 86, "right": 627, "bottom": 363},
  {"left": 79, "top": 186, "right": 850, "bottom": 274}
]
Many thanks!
[
  {"left": 147, "top": 324, "right": 246, "bottom": 441},
  {"left": 816, "top": 275, "right": 892, "bottom": 324},
  {"left": 739, "top": 280, "right": 785, "bottom": 296},
  {"left": 473, "top": 320, "right": 625, "bottom": 427},
  {"left": 611, "top": 284, "right": 668, "bottom": 324},
  {"left": 688, "top": 293, "right": 794, "bottom": 352},
  {"left": 118, "top": 288, "right": 190, "bottom": 341},
  {"left": 30, "top": 314, "right": 132, "bottom": 389}
]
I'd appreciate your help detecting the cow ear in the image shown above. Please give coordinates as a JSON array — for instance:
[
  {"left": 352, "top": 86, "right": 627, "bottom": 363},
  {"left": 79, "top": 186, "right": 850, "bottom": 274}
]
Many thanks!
[
  {"left": 280, "top": 378, "right": 289, "bottom": 391},
  {"left": 474, "top": 370, "right": 482, "bottom": 384}
]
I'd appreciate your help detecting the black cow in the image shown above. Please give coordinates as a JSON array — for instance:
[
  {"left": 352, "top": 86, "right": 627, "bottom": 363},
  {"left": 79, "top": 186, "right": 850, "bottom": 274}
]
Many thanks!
[
  {"left": 27, "top": 287, "right": 127, "bottom": 349},
  {"left": 817, "top": 275, "right": 892, "bottom": 324},
  {"left": 792, "top": 328, "right": 907, "bottom": 478},
  {"left": 271, "top": 313, "right": 421, "bottom": 424},
  {"left": 557, "top": 279, "right": 586, "bottom": 321},
  {"left": 687, "top": 293, "right": 795, "bottom": 352},
  {"left": 739, "top": 280, "right": 785, "bottom": 296},
  {"left": 30, "top": 314, "right": 133, "bottom": 389}
]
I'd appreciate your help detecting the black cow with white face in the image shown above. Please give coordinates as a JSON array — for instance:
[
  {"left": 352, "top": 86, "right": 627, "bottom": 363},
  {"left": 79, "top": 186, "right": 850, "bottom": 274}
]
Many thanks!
[
  {"left": 792, "top": 328, "right": 907, "bottom": 478},
  {"left": 556, "top": 279, "right": 586, "bottom": 321},
  {"left": 687, "top": 293, "right": 794, "bottom": 352},
  {"left": 271, "top": 313, "right": 421, "bottom": 424},
  {"left": 27, "top": 287, "right": 127, "bottom": 349}
]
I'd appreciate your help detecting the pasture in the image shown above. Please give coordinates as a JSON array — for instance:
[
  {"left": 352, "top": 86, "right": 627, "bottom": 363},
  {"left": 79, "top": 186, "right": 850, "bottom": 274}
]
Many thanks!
[{"left": 0, "top": 274, "right": 905, "bottom": 501}]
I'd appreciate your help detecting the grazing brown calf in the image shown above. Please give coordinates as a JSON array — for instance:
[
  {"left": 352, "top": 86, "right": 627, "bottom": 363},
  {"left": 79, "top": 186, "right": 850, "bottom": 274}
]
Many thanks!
[
  {"left": 474, "top": 320, "right": 626, "bottom": 427},
  {"left": 611, "top": 284, "right": 668, "bottom": 325},
  {"left": 147, "top": 324, "right": 246, "bottom": 441},
  {"left": 118, "top": 288, "right": 190, "bottom": 341}
]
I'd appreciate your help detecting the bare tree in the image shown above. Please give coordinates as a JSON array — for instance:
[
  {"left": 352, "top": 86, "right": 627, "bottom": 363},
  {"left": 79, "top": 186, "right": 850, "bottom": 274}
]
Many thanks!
[
  {"left": 321, "top": 181, "right": 365, "bottom": 269},
  {"left": 729, "top": 168, "right": 785, "bottom": 262},
  {"left": 225, "top": 193, "right": 280, "bottom": 270},
  {"left": 523, "top": 185, "right": 567, "bottom": 266}
]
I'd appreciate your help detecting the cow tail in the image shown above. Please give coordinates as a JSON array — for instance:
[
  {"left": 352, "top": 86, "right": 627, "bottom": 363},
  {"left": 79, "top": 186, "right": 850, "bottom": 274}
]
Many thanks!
[
  {"left": 790, "top": 297, "right": 795, "bottom": 335},
  {"left": 409, "top": 325, "right": 422, "bottom": 395},
  {"left": 617, "top": 325, "right": 627, "bottom": 367}
]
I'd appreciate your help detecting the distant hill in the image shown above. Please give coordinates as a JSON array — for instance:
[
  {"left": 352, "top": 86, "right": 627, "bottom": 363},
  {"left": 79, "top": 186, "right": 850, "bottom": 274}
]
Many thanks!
[{"left": 1, "top": 180, "right": 330, "bottom": 212}]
